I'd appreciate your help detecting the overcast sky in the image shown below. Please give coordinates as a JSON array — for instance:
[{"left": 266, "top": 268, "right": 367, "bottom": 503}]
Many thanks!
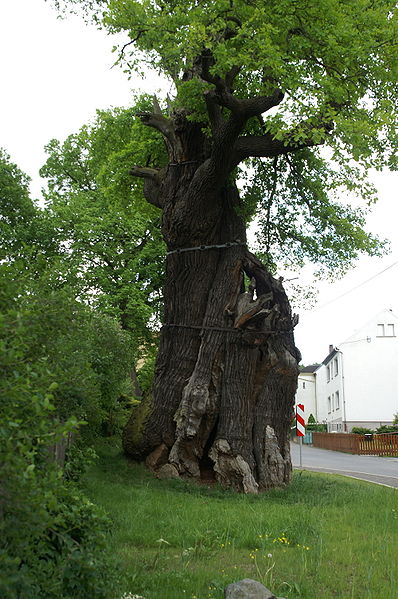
[{"left": 1, "top": 0, "right": 398, "bottom": 365}]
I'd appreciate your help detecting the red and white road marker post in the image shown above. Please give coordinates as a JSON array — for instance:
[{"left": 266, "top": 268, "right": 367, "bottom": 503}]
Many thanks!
[{"left": 296, "top": 403, "right": 306, "bottom": 468}]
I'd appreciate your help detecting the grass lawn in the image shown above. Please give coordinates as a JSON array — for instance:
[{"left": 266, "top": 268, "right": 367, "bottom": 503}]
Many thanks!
[{"left": 82, "top": 440, "right": 398, "bottom": 599}]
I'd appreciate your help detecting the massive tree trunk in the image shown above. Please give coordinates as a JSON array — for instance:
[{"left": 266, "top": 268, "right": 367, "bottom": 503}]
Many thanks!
[{"left": 123, "top": 100, "right": 301, "bottom": 492}]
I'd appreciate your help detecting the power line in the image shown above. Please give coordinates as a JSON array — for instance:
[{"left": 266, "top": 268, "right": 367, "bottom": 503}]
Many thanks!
[{"left": 311, "top": 259, "right": 398, "bottom": 312}]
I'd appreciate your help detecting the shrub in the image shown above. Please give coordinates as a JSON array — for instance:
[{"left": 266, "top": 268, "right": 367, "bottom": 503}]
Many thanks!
[
  {"left": 351, "top": 427, "right": 374, "bottom": 435},
  {"left": 306, "top": 414, "right": 327, "bottom": 432},
  {"left": 375, "top": 424, "right": 398, "bottom": 434},
  {"left": 0, "top": 301, "right": 120, "bottom": 599}
]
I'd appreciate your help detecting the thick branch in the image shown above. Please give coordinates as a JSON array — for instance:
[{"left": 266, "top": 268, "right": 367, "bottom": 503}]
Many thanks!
[
  {"left": 198, "top": 51, "right": 285, "bottom": 181},
  {"left": 136, "top": 111, "right": 184, "bottom": 162},
  {"left": 231, "top": 119, "right": 333, "bottom": 163},
  {"left": 129, "top": 166, "right": 161, "bottom": 182},
  {"left": 232, "top": 134, "right": 296, "bottom": 161},
  {"left": 214, "top": 88, "right": 284, "bottom": 119},
  {"left": 136, "top": 112, "right": 175, "bottom": 140},
  {"left": 130, "top": 166, "right": 164, "bottom": 209},
  {"left": 200, "top": 50, "right": 283, "bottom": 118},
  {"left": 204, "top": 91, "right": 225, "bottom": 133},
  {"left": 225, "top": 65, "right": 241, "bottom": 90},
  {"left": 152, "top": 95, "right": 163, "bottom": 115}
]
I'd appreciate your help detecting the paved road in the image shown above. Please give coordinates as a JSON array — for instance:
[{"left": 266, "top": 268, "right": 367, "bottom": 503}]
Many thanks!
[{"left": 290, "top": 442, "right": 398, "bottom": 488}]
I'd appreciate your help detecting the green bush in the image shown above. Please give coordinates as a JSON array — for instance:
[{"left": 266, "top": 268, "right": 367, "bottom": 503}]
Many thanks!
[
  {"left": 306, "top": 414, "right": 327, "bottom": 432},
  {"left": 351, "top": 427, "right": 374, "bottom": 435},
  {"left": 7, "top": 281, "right": 136, "bottom": 440},
  {"left": 307, "top": 423, "right": 328, "bottom": 432},
  {"left": 0, "top": 301, "right": 120, "bottom": 599},
  {"left": 63, "top": 444, "right": 98, "bottom": 482},
  {"left": 375, "top": 424, "right": 398, "bottom": 434}
]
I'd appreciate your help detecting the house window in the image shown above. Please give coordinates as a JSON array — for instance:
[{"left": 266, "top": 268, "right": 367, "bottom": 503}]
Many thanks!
[
  {"left": 328, "top": 396, "right": 331, "bottom": 413},
  {"left": 335, "top": 390, "right": 340, "bottom": 410},
  {"left": 377, "top": 323, "right": 396, "bottom": 337},
  {"left": 334, "top": 357, "right": 339, "bottom": 377},
  {"left": 327, "top": 365, "right": 331, "bottom": 383},
  {"left": 332, "top": 393, "right": 335, "bottom": 412}
]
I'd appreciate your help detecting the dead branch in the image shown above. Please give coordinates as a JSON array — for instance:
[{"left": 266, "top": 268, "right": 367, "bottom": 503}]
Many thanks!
[
  {"left": 129, "top": 166, "right": 161, "bottom": 181},
  {"left": 130, "top": 166, "right": 164, "bottom": 209}
]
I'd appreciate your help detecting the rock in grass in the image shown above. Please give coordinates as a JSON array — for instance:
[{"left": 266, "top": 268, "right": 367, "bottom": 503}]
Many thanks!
[
  {"left": 224, "top": 579, "right": 286, "bottom": 599},
  {"left": 156, "top": 463, "right": 179, "bottom": 479}
]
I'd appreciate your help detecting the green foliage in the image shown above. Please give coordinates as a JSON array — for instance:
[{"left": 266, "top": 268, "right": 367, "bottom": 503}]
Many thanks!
[
  {"left": 246, "top": 149, "right": 386, "bottom": 276},
  {"left": 63, "top": 445, "right": 99, "bottom": 482},
  {"left": 375, "top": 424, "right": 398, "bottom": 434},
  {"left": 1, "top": 126, "right": 148, "bottom": 438},
  {"left": 41, "top": 103, "right": 166, "bottom": 345},
  {"left": 74, "top": 0, "right": 397, "bottom": 169},
  {"left": 0, "top": 149, "right": 58, "bottom": 275},
  {"left": 0, "top": 300, "right": 120, "bottom": 599},
  {"left": 51, "top": 0, "right": 398, "bottom": 275},
  {"left": 6, "top": 279, "right": 136, "bottom": 438},
  {"left": 307, "top": 423, "right": 327, "bottom": 433},
  {"left": 305, "top": 414, "right": 327, "bottom": 432},
  {"left": 0, "top": 150, "right": 141, "bottom": 594},
  {"left": 0, "top": 148, "right": 35, "bottom": 257},
  {"left": 351, "top": 427, "right": 374, "bottom": 435}
]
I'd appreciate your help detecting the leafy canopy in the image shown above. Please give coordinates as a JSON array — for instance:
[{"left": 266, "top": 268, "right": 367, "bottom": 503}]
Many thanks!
[
  {"left": 54, "top": 0, "right": 398, "bottom": 163},
  {"left": 50, "top": 0, "right": 398, "bottom": 273}
]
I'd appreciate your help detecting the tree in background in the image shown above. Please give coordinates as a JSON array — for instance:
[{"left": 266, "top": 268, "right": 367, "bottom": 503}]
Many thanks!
[
  {"left": 1, "top": 146, "right": 138, "bottom": 437},
  {"left": 41, "top": 103, "right": 165, "bottom": 339},
  {"left": 41, "top": 103, "right": 166, "bottom": 395},
  {"left": 53, "top": 0, "right": 397, "bottom": 492},
  {"left": 0, "top": 148, "right": 59, "bottom": 281}
]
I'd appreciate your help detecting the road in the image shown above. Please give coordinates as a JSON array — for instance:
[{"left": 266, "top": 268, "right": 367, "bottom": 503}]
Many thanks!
[{"left": 290, "top": 442, "right": 398, "bottom": 488}]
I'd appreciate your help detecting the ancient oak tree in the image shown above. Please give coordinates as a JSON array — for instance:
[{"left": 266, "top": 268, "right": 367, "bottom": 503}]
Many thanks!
[{"left": 55, "top": 0, "right": 398, "bottom": 491}]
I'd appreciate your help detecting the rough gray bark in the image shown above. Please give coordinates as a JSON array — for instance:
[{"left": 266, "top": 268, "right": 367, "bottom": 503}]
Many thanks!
[{"left": 123, "top": 73, "right": 302, "bottom": 492}]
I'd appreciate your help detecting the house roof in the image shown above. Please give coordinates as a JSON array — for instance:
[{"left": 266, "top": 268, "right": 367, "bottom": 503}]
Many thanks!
[
  {"left": 299, "top": 363, "right": 321, "bottom": 373},
  {"left": 322, "top": 348, "right": 338, "bottom": 366},
  {"left": 306, "top": 309, "right": 398, "bottom": 368},
  {"left": 340, "top": 308, "right": 398, "bottom": 346}
]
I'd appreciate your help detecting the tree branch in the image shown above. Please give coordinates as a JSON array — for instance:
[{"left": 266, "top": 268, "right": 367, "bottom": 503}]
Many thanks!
[
  {"left": 136, "top": 112, "right": 174, "bottom": 139},
  {"left": 204, "top": 90, "right": 225, "bottom": 133},
  {"left": 225, "top": 65, "right": 241, "bottom": 90},
  {"left": 232, "top": 134, "right": 294, "bottom": 161},
  {"left": 130, "top": 166, "right": 164, "bottom": 209},
  {"left": 136, "top": 112, "right": 183, "bottom": 162},
  {"left": 111, "top": 31, "right": 147, "bottom": 69},
  {"left": 213, "top": 88, "right": 285, "bottom": 119},
  {"left": 232, "top": 116, "right": 334, "bottom": 163},
  {"left": 129, "top": 166, "right": 161, "bottom": 182},
  {"left": 199, "top": 50, "right": 283, "bottom": 118}
]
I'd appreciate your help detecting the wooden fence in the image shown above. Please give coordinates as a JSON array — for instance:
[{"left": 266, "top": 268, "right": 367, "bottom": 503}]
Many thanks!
[{"left": 312, "top": 432, "right": 398, "bottom": 456}]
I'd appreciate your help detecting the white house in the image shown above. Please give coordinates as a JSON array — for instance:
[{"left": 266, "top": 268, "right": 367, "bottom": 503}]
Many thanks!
[
  {"left": 296, "top": 364, "right": 320, "bottom": 423},
  {"left": 295, "top": 309, "right": 398, "bottom": 432}
]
